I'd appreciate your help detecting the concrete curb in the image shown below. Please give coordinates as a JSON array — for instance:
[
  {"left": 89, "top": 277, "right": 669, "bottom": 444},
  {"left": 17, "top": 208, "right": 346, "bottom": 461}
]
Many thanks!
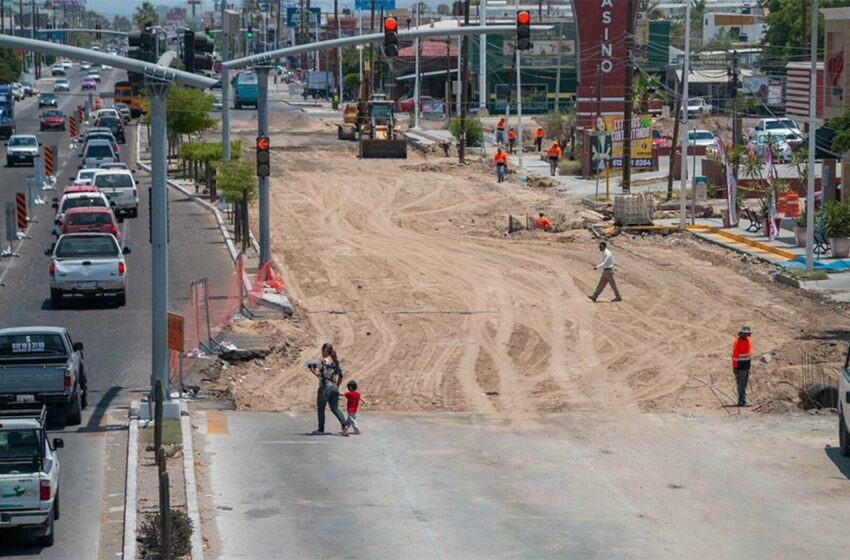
[
  {"left": 774, "top": 272, "right": 801, "bottom": 288},
  {"left": 180, "top": 404, "right": 204, "bottom": 560},
  {"left": 122, "top": 418, "right": 139, "bottom": 560}
]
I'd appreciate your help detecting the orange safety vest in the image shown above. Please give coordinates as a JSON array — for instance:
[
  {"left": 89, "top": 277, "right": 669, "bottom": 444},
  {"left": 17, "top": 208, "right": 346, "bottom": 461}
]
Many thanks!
[
  {"left": 535, "top": 127, "right": 544, "bottom": 138},
  {"left": 496, "top": 119, "right": 505, "bottom": 131},
  {"left": 732, "top": 336, "right": 752, "bottom": 368},
  {"left": 534, "top": 216, "right": 551, "bottom": 230},
  {"left": 547, "top": 144, "right": 562, "bottom": 159},
  {"left": 493, "top": 152, "right": 508, "bottom": 166},
  {"left": 508, "top": 129, "right": 517, "bottom": 140}
]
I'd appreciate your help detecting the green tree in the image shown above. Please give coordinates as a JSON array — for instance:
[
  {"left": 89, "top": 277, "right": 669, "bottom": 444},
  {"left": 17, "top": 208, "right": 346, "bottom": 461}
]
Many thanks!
[
  {"left": 639, "top": 0, "right": 662, "bottom": 19},
  {"left": 0, "top": 48, "right": 21, "bottom": 83},
  {"left": 829, "top": 104, "right": 850, "bottom": 156},
  {"left": 166, "top": 85, "right": 217, "bottom": 143},
  {"left": 632, "top": 73, "right": 662, "bottom": 113},
  {"left": 112, "top": 15, "right": 132, "bottom": 32},
  {"left": 759, "top": 0, "right": 850, "bottom": 75},
  {"left": 436, "top": 4, "right": 451, "bottom": 15},
  {"left": 133, "top": 1, "right": 159, "bottom": 31}
]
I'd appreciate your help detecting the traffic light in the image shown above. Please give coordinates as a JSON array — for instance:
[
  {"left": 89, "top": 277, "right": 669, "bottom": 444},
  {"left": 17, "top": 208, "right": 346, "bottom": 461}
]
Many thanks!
[
  {"left": 95, "top": 23, "right": 101, "bottom": 40},
  {"left": 205, "top": 26, "right": 212, "bottom": 39},
  {"left": 184, "top": 29, "right": 215, "bottom": 73},
  {"left": 128, "top": 29, "right": 155, "bottom": 84},
  {"left": 383, "top": 17, "right": 398, "bottom": 57},
  {"left": 256, "top": 135, "right": 270, "bottom": 177},
  {"left": 247, "top": 24, "right": 253, "bottom": 39},
  {"left": 516, "top": 10, "right": 531, "bottom": 51},
  {"left": 183, "top": 29, "right": 194, "bottom": 72}
]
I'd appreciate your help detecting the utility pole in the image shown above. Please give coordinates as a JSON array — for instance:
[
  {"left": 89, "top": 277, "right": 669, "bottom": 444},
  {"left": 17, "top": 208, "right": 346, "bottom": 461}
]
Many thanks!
[
  {"left": 554, "top": 24, "right": 562, "bottom": 111},
  {"left": 221, "top": 0, "right": 231, "bottom": 162},
  {"left": 445, "top": 36, "right": 451, "bottom": 117},
  {"left": 680, "top": 0, "right": 691, "bottom": 230},
  {"left": 802, "top": 0, "right": 808, "bottom": 61},
  {"left": 257, "top": 66, "right": 271, "bottom": 265},
  {"left": 300, "top": 0, "right": 306, "bottom": 70},
  {"left": 334, "top": 0, "right": 340, "bottom": 108},
  {"left": 455, "top": 35, "right": 461, "bottom": 115},
  {"left": 458, "top": 0, "right": 469, "bottom": 163},
  {"left": 731, "top": 52, "right": 740, "bottom": 146},
  {"left": 18, "top": 0, "right": 24, "bottom": 71},
  {"left": 516, "top": 48, "right": 524, "bottom": 174},
  {"left": 478, "top": 0, "right": 487, "bottom": 112},
  {"left": 806, "top": 0, "right": 818, "bottom": 272},
  {"left": 413, "top": 1, "right": 421, "bottom": 129},
  {"left": 622, "top": 0, "right": 634, "bottom": 194},
  {"left": 667, "top": 77, "right": 684, "bottom": 201},
  {"left": 369, "top": 0, "right": 374, "bottom": 93}
]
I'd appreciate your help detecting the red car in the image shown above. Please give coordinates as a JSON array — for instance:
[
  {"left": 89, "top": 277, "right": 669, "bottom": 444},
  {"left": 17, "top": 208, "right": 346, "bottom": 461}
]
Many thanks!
[
  {"left": 39, "top": 109, "right": 65, "bottom": 131},
  {"left": 399, "top": 95, "right": 434, "bottom": 113},
  {"left": 61, "top": 207, "right": 121, "bottom": 243}
]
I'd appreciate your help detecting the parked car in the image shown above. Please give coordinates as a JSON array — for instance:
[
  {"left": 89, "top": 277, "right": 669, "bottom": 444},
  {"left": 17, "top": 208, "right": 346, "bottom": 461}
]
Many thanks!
[
  {"left": 0, "top": 407, "right": 64, "bottom": 545},
  {"left": 38, "top": 92, "right": 58, "bottom": 108},
  {"left": 651, "top": 129, "right": 667, "bottom": 149},
  {"left": 748, "top": 132, "right": 793, "bottom": 163},
  {"left": 81, "top": 77, "right": 97, "bottom": 91},
  {"left": 0, "top": 325, "right": 87, "bottom": 424},
  {"left": 80, "top": 140, "right": 118, "bottom": 168},
  {"left": 53, "top": 79, "right": 70, "bottom": 92},
  {"left": 5, "top": 134, "right": 39, "bottom": 167},
  {"left": 93, "top": 170, "right": 138, "bottom": 218},
  {"left": 40, "top": 109, "right": 65, "bottom": 131},
  {"left": 0, "top": 116, "right": 15, "bottom": 140},
  {"left": 50, "top": 64, "right": 66, "bottom": 76},
  {"left": 61, "top": 207, "right": 121, "bottom": 244},
  {"left": 399, "top": 95, "right": 436, "bottom": 113},
  {"left": 94, "top": 116, "right": 125, "bottom": 144},
  {"left": 748, "top": 118, "right": 802, "bottom": 141},
  {"left": 685, "top": 98, "right": 712, "bottom": 117},
  {"left": 839, "top": 345, "right": 850, "bottom": 457},
  {"left": 47, "top": 233, "right": 129, "bottom": 306},
  {"left": 686, "top": 129, "right": 717, "bottom": 148}
]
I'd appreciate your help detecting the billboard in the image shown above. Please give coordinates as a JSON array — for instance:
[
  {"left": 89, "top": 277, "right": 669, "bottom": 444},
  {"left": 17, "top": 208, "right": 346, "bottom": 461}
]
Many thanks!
[
  {"left": 571, "top": 0, "right": 640, "bottom": 126},
  {"left": 595, "top": 114, "right": 653, "bottom": 169},
  {"left": 286, "top": 6, "right": 321, "bottom": 28},
  {"left": 354, "top": 0, "right": 396, "bottom": 10},
  {"left": 742, "top": 76, "right": 783, "bottom": 107}
]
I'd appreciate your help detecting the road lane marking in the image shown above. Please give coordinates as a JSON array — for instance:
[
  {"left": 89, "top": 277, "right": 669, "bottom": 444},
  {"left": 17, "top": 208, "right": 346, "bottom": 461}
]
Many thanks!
[{"left": 206, "top": 410, "right": 229, "bottom": 435}]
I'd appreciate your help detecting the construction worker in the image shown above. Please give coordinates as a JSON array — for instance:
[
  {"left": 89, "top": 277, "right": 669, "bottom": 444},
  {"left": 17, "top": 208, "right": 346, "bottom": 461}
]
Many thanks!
[
  {"left": 732, "top": 326, "right": 753, "bottom": 406},
  {"left": 493, "top": 147, "right": 508, "bottom": 183},
  {"left": 533, "top": 211, "right": 551, "bottom": 231},
  {"left": 588, "top": 241, "right": 622, "bottom": 303},
  {"left": 546, "top": 140, "right": 562, "bottom": 176},
  {"left": 534, "top": 126, "right": 545, "bottom": 152},
  {"left": 496, "top": 117, "right": 506, "bottom": 144},
  {"left": 507, "top": 127, "right": 517, "bottom": 154}
]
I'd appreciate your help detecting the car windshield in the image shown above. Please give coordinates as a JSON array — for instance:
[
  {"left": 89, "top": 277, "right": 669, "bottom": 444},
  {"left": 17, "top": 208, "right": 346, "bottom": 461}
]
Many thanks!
[
  {"left": 780, "top": 119, "right": 797, "bottom": 130},
  {"left": 56, "top": 80, "right": 68, "bottom": 85},
  {"left": 0, "top": 333, "right": 65, "bottom": 356},
  {"left": 764, "top": 121, "right": 786, "bottom": 130},
  {"left": 85, "top": 145, "right": 114, "bottom": 158},
  {"left": 55, "top": 235, "right": 119, "bottom": 258},
  {"left": 40, "top": 94, "right": 55, "bottom": 99},
  {"left": 371, "top": 104, "right": 391, "bottom": 118},
  {"left": 9, "top": 137, "right": 36, "bottom": 147},
  {"left": 0, "top": 429, "right": 41, "bottom": 461},
  {"left": 113, "top": 104, "right": 128, "bottom": 110},
  {"left": 94, "top": 174, "right": 133, "bottom": 188},
  {"left": 86, "top": 134, "right": 114, "bottom": 144},
  {"left": 67, "top": 212, "right": 111, "bottom": 226},
  {"left": 689, "top": 132, "right": 714, "bottom": 141},
  {"left": 77, "top": 170, "right": 96, "bottom": 180},
  {"left": 62, "top": 197, "right": 106, "bottom": 212},
  {"left": 43, "top": 110, "right": 61, "bottom": 118},
  {"left": 237, "top": 73, "right": 258, "bottom": 85}
]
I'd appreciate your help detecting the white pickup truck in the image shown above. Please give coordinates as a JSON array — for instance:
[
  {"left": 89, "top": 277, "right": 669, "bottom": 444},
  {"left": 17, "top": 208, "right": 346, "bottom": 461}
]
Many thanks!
[
  {"left": 747, "top": 118, "right": 802, "bottom": 142},
  {"left": 839, "top": 355, "right": 850, "bottom": 457},
  {"left": 47, "top": 233, "right": 131, "bottom": 307},
  {"left": 0, "top": 407, "right": 63, "bottom": 546}
]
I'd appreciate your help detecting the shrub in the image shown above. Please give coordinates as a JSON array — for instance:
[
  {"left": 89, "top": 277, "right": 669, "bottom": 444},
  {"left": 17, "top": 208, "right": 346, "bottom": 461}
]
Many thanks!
[
  {"left": 446, "top": 117, "right": 482, "bottom": 147},
  {"left": 824, "top": 199, "right": 850, "bottom": 239},
  {"left": 558, "top": 158, "right": 583, "bottom": 176},
  {"left": 139, "top": 509, "right": 193, "bottom": 560}
]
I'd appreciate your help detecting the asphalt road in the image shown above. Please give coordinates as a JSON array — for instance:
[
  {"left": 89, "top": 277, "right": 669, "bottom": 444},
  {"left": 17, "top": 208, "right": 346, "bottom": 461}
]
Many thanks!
[
  {"left": 196, "top": 410, "right": 850, "bottom": 560},
  {"left": 0, "top": 65, "right": 234, "bottom": 557}
]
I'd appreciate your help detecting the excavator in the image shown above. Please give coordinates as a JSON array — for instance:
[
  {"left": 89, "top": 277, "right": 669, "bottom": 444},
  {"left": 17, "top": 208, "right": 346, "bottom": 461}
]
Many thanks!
[{"left": 337, "top": 61, "right": 407, "bottom": 159}]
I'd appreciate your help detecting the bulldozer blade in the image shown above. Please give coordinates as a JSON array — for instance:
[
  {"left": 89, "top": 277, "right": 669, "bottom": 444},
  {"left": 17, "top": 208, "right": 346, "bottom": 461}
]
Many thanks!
[{"left": 359, "top": 139, "right": 408, "bottom": 159}]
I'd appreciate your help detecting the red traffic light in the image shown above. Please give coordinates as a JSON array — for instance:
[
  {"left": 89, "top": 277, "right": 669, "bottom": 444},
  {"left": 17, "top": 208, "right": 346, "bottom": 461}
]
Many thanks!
[
  {"left": 517, "top": 10, "right": 530, "bottom": 25},
  {"left": 384, "top": 17, "right": 398, "bottom": 31},
  {"left": 256, "top": 137, "right": 270, "bottom": 150}
]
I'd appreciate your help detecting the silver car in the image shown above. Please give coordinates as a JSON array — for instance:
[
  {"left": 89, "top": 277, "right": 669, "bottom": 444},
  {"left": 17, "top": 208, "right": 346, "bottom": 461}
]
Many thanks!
[
  {"left": 5, "top": 134, "right": 39, "bottom": 167},
  {"left": 80, "top": 140, "right": 118, "bottom": 168}
]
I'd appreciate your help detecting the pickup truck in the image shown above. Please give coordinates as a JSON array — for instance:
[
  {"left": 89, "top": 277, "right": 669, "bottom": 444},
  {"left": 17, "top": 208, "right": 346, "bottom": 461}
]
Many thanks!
[
  {"left": 47, "top": 233, "right": 130, "bottom": 307},
  {"left": 0, "top": 327, "right": 87, "bottom": 425},
  {"left": 93, "top": 170, "right": 138, "bottom": 218},
  {"left": 747, "top": 118, "right": 802, "bottom": 142},
  {"left": 685, "top": 98, "right": 712, "bottom": 117},
  {"left": 0, "top": 407, "right": 63, "bottom": 546},
  {"left": 839, "top": 346, "right": 850, "bottom": 457}
]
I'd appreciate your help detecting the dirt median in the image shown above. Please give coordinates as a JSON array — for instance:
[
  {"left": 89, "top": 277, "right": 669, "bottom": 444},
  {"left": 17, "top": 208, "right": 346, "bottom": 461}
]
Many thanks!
[{"left": 213, "top": 119, "right": 848, "bottom": 416}]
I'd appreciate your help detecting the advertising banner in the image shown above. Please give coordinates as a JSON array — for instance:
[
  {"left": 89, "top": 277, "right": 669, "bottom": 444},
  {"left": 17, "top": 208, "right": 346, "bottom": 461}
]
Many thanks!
[{"left": 596, "top": 114, "right": 653, "bottom": 169}]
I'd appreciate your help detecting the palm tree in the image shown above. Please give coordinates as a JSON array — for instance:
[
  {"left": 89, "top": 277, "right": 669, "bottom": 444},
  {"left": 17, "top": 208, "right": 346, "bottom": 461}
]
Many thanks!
[
  {"left": 632, "top": 73, "right": 662, "bottom": 114},
  {"left": 639, "top": 0, "right": 662, "bottom": 19}
]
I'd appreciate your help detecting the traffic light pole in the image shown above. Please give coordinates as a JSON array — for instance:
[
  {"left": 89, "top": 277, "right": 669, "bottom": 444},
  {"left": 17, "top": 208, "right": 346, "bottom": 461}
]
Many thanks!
[
  {"left": 146, "top": 70, "right": 174, "bottom": 400},
  {"left": 257, "top": 66, "right": 271, "bottom": 265},
  {"left": 221, "top": 0, "right": 231, "bottom": 162}
]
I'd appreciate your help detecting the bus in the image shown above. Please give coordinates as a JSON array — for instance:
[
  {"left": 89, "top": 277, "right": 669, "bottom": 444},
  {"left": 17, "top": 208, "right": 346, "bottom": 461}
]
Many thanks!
[
  {"left": 232, "top": 72, "right": 258, "bottom": 109},
  {"left": 113, "top": 81, "right": 146, "bottom": 118}
]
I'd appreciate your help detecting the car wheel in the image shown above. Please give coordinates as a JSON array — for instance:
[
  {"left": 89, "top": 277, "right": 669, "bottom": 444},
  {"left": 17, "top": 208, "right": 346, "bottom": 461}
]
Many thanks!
[
  {"left": 65, "top": 392, "right": 82, "bottom": 425},
  {"left": 54, "top": 492, "right": 60, "bottom": 520},
  {"left": 840, "top": 413, "right": 850, "bottom": 458},
  {"left": 130, "top": 208, "right": 138, "bottom": 218},
  {"left": 50, "top": 288, "right": 63, "bottom": 308},
  {"left": 5, "top": 159, "right": 11, "bottom": 167},
  {"left": 117, "top": 290, "right": 126, "bottom": 307},
  {"left": 36, "top": 513, "right": 54, "bottom": 547}
]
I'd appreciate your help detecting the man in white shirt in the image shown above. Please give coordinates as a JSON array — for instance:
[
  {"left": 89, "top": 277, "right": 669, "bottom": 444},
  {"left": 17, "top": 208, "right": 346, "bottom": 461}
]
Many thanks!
[{"left": 588, "top": 241, "right": 622, "bottom": 302}]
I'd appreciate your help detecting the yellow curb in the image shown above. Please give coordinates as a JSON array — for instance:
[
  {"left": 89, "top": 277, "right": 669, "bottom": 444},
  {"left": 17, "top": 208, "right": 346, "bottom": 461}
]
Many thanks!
[{"left": 707, "top": 228, "right": 797, "bottom": 260}]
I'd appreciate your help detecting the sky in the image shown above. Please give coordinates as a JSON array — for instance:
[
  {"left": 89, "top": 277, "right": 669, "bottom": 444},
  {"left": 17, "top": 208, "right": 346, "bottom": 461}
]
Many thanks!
[{"left": 88, "top": 0, "right": 431, "bottom": 19}]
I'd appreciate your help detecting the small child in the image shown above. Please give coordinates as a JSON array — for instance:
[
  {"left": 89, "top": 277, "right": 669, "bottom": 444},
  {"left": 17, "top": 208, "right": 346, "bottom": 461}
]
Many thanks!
[{"left": 343, "top": 380, "right": 366, "bottom": 435}]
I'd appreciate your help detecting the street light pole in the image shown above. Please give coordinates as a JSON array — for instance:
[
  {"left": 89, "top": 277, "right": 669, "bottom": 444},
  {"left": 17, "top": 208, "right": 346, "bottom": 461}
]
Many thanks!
[
  {"left": 478, "top": 0, "right": 486, "bottom": 112},
  {"left": 257, "top": 66, "right": 271, "bottom": 265},
  {"left": 680, "top": 0, "right": 691, "bottom": 230},
  {"left": 516, "top": 48, "right": 523, "bottom": 174},
  {"left": 413, "top": 2, "right": 420, "bottom": 129},
  {"left": 222, "top": 0, "right": 231, "bottom": 161}
]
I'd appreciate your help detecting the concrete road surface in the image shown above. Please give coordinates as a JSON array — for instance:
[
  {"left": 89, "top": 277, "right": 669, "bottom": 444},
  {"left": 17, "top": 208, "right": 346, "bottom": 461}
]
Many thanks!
[
  {"left": 196, "top": 410, "right": 850, "bottom": 559},
  {"left": 0, "top": 66, "right": 234, "bottom": 557}
]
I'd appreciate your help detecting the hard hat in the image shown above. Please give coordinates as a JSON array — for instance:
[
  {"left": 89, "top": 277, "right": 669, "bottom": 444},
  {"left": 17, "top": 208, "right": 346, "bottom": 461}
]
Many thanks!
[{"left": 739, "top": 325, "right": 752, "bottom": 335}]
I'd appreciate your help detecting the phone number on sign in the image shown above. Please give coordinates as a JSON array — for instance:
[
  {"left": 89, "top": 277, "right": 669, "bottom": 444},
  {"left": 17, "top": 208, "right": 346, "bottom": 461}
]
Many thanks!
[{"left": 609, "top": 158, "right": 654, "bottom": 169}]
